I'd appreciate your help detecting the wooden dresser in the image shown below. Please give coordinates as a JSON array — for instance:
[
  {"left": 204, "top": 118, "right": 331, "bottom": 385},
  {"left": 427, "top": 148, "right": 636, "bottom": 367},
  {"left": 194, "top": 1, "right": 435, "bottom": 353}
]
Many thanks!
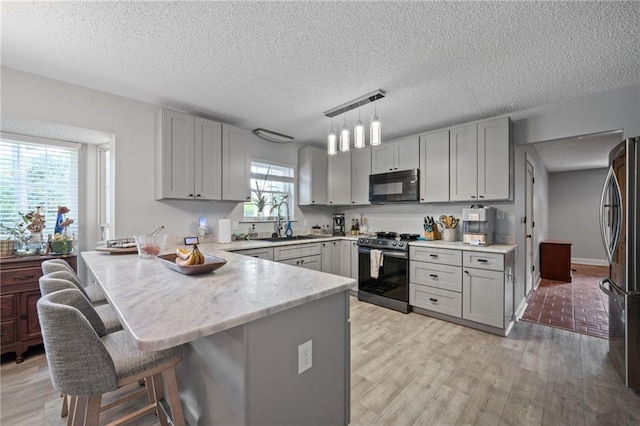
[
  {"left": 0, "top": 254, "right": 77, "bottom": 363},
  {"left": 540, "top": 240, "right": 572, "bottom": 283}
]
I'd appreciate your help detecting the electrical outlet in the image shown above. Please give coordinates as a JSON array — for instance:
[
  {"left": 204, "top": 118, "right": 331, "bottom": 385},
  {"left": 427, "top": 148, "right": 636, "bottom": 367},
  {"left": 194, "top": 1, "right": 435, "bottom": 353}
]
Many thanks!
[
  {"left": 298, "top": 340, "right": 312, "bottom": 374},
  {"left": 232, "top": 220, "right": 239, "bottom": 231}
]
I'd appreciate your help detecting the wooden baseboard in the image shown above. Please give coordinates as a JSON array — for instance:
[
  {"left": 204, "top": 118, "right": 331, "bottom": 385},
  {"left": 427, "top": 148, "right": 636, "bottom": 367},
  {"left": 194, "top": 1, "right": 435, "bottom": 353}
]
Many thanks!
[{"left": 571, "top": 257, "right": 608, "bottom": 267}]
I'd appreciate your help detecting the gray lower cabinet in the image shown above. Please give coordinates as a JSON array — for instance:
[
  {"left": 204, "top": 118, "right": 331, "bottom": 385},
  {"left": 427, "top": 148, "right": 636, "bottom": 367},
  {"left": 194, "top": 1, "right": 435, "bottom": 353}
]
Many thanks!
[
  {"left": 274, "top": 243, "right": 322, "bottom": 271},
  {"left": 233, "top": 247, "right": 274, "bottom": 261},
  {"left": 410, "top": 245, "right": 515, "bottom": 336},
  {"left": 279, "top": 255, "right": 322, "bottom": 271},
  {"left": 462, "top": 266, "right": 504, "bottom": 328},
  {"left": 321, "top": 241, "right": 333, "bottom": 273}
]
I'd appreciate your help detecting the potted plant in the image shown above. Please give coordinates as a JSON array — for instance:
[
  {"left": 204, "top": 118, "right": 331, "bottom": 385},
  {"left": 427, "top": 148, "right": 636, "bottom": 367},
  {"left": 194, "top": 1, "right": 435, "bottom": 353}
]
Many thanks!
[
  {"left": 50, "top": 207, "right": 74, "bottom": 254},
  {"left": 0, "top": 213, "right": 32, "bottom": 257},
  {"left": 252, "top": 166, "right": 272, "bottom": 217}
]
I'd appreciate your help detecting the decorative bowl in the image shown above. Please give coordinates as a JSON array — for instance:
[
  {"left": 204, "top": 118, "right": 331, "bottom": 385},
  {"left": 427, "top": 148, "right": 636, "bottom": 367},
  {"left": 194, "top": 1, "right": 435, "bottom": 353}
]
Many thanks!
[
  {"left": 134, "top": 234, "right": 168, "bottom": 259},
  {"left": 156, "top": 253, "right": 227, "bottom": 275}
]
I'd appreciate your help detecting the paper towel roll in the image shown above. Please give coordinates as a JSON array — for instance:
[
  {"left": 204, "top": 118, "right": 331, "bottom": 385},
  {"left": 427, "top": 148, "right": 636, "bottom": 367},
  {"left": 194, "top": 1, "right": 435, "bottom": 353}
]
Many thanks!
[{"left": 217, "top": 218, "right": 231, "bottom": 243}]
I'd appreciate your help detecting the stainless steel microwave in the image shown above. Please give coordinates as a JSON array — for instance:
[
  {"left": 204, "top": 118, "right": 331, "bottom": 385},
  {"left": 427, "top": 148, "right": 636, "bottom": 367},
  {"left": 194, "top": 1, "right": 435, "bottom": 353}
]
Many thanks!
[{"left": 369, "top": 169, "right": 420, "bottom": 203}]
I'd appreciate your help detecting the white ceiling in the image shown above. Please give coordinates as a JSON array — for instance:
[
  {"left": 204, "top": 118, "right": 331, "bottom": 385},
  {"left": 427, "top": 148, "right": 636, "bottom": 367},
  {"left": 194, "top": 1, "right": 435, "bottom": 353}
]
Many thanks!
[{"left": 2, "top": 1, "right": 639, "bottom": 170}]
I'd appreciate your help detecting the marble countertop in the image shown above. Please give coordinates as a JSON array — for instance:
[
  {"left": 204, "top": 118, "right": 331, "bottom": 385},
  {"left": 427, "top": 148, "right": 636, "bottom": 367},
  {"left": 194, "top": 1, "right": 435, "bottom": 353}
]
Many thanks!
[
  {"left": 82, "top": 250, "right": 355, "bottom": 351},
  {"left": 409, "top": 240, "right": 517, "bottom": 254}
]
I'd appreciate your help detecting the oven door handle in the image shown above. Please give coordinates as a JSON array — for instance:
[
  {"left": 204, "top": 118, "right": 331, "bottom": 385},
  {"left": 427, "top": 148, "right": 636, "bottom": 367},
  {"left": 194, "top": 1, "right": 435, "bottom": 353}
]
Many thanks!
[{"left": 358, "top": 248, "right": 408, "bottom": 259}]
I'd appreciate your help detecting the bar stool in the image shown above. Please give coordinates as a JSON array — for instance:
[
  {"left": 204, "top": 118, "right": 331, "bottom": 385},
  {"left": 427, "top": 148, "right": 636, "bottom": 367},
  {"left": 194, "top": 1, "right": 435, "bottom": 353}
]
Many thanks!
[
  {"left": 39, "top": 275, "right": 123, "bottom": 334},
  {"left": 37, "top": 289, "right": 185, "bottom": 426},
  {"left": 40, "top": 262, "right": 108, "bottom": 306}
]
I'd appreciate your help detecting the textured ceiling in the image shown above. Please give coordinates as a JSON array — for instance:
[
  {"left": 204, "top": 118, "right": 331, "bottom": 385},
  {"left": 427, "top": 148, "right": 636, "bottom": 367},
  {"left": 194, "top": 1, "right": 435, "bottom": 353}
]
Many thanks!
[
  {"left": 533, "top": 131, "right": 624, "bottom": 173},
  {"left": 2, "top": 1, "right": 639, "bottom": 171}
]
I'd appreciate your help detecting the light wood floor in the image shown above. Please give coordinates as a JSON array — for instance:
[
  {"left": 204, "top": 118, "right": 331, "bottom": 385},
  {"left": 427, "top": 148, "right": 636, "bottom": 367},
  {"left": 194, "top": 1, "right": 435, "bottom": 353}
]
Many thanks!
[{"left": 2, "top": 296, "right": 639, "bottom": 425}]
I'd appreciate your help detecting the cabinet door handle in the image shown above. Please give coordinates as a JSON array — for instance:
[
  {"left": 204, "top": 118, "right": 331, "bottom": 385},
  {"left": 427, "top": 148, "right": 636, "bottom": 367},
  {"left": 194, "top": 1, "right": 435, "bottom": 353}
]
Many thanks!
[
  {"left": 189, "top": 193, "right": 194, "bottom": 197},
  {"left": 429, "top": 274, "right": 439, "bottom": 278},
  {"left": 300, "top": 259, "right": 305, "bottom": 264},
  {"left": 312, "top": 200, "right": 315, "bottom": 203},
  {"left": 471, "top": 195, "right": 476, "bottom": 199},
  {"left": 296, "top": 261, "right": 300, "bottom": 266},
  {"left": 429, "top": 298, "right": 438, "bottom": 303},
  {"left": 478, "top": 195, "right": 484, "bottom": 198},
  {"left": 14, "top": 274, "right": 37, "bottom": 281},
  {"left": 196, "top": 194, "right": 202, "bottom": 197},
  {"left": 464, "top": 270, "right": 469, "bottom": 274}
]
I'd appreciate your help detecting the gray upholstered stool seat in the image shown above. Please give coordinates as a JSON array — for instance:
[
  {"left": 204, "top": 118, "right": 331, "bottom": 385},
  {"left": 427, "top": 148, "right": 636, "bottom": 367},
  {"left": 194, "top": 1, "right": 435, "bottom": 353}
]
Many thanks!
[
  {"left": 40, "top": 263, "right": 108, "bottom": 306},
  {"left": 37, "top": 289, "right": 185, "bottom": 426},
  {"left": 39, "top": 275, "right": 122, "bottom": 334}
]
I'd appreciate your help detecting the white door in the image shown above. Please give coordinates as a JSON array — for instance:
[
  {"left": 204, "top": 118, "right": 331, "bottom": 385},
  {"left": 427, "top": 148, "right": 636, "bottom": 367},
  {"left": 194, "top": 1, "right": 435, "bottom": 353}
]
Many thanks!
[{"left": 525, "top": 159, "right": 535, "bottom": 295}]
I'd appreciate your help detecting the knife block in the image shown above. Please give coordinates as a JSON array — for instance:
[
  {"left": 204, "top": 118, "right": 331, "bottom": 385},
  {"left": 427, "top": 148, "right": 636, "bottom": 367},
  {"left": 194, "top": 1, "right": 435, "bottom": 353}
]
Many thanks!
[{"left": 424, "top": 228, "right": 440, "bottom": 241}]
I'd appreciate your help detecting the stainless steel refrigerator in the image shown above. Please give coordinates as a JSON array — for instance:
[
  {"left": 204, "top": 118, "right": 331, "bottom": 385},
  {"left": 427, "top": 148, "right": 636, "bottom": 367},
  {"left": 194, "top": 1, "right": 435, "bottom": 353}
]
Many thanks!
[{"left": 599, "top": 136, "right": 639, "bottom": 389}]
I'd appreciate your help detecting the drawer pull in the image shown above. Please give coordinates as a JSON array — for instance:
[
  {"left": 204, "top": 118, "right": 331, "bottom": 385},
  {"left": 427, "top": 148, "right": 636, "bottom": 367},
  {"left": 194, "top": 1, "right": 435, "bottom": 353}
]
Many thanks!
[
  {"left": 429, "top": 298, "right": 438, "bottom": 303},
  {"left": 14, "top": 274, "right": 37, "bottom": 281},
  {"left": 464, "top": 270, "right": 469, "bottom": 274},
  {"left": 429, "top": 274, "right": 439, "bottom": 278},
  {"left": 477, "top": 259, "right": 488, "bottom": 263},
  {"left": 429, "top": 254, "right": 438, "bottom": 258}
]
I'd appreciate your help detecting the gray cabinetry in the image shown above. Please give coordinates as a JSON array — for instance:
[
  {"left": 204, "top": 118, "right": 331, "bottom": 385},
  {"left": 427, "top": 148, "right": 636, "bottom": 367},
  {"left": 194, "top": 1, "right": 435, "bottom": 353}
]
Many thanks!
[
  {"left": 462, "top": 265, "right": 504, "bottom": 328},
  {"left": 298, "top": 147, "right": 328, "bottom": 205},
  {"left": 449, "top": 117, "right": 511, "bottom": 202},
  {"left": 350, "top": 240, "right": 358, "bottom": 281},
  {"left": 371, "top": 136, "right": 419, "bottom": 173},
  {"left": 155, "top": 108, "right": 249, "bottom": 201},
  {"left": 327, "top": 152, "right": 351, "bottom": 205},
  {"left": 233, "top": 247, "right": 274, "bottom": 261},
  {"left": 351, "top": 147, "right": 371, "bottom": 205},
  {"left": 221, "top": 124, "right": 251, "bottom": 201},
  {"left": 419, "top": 130, "right": 450, "bottom": 203},
  {"left": 321, "top": 241, "right": 333, "bottom": 273},
  {"left": 274, "top": 243, "right": 322, "bottom": 271}
]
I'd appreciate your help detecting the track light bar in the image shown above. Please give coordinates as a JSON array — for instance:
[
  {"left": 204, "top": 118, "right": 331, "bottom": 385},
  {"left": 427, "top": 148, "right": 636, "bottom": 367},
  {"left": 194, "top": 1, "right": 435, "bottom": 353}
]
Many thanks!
[
  {"left": 253, "top": 128, "right": 294, "bottom": 143},
  {"left": 324, "top": 89, "right": 385, "bottom": 118}
]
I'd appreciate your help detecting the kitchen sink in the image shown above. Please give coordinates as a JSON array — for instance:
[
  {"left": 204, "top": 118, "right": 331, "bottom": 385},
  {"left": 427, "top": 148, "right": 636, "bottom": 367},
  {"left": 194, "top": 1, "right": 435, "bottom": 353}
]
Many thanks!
[{"left": 253, "top": 235, "right": 325, "bottom": 242}]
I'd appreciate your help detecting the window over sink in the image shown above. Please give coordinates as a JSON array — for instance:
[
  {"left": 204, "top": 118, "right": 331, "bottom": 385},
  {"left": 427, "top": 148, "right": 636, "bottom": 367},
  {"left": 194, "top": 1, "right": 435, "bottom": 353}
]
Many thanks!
[{"left": 243, "top": 161, "right": 295, "bottom": 221}]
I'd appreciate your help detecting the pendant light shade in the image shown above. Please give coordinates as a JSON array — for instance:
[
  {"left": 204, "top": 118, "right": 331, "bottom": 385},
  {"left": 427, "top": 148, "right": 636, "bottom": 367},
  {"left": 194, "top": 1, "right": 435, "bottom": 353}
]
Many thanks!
[
  {"left": 354, "top": 118, "right": 365, "bottom": 149},
  {"left": 370, "top": 114, "right": 381, "bottom": 146},
  {"left": 327, "top": 129, "right": 337, "bottom": 155},
  {"left": 340, "top": 123, "right": 350, "bottom": 152}
]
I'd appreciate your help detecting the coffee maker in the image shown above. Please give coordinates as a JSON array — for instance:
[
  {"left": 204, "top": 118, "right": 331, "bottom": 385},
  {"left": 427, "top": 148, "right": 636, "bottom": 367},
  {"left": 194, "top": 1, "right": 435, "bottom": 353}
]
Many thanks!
[
  {"left": 332, "top": 213, "right": 346, "bottom": 236},
  {"left": 462, "top": 206, "right": 495, "bottom": 245}
]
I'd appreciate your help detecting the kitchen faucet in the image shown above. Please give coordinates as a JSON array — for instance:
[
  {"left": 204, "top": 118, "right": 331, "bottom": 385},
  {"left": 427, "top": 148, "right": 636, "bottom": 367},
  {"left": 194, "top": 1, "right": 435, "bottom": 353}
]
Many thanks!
[{"left": 272, "top": 197, "right": 290, "bottom": 238}]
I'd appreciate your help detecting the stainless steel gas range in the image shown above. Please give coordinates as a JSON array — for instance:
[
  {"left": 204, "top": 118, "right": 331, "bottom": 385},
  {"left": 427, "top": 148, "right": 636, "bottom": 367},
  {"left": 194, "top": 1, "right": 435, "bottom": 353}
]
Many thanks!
[{"left": 357, "top": 232, "right": 419, "bottom": 314}]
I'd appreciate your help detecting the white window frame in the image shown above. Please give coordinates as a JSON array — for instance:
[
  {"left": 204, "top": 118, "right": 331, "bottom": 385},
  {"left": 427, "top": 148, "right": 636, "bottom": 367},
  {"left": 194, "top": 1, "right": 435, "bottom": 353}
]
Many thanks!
[{"left": 243, "top": 160, "right": 295, "bottom": 221}]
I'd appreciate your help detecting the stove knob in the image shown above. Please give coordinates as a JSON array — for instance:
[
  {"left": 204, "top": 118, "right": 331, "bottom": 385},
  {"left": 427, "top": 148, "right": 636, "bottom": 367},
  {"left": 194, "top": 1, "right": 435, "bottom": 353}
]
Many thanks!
[
  {"left": 392, "top": 241, "right": 397, "bottom": 246},
  {"left": 399, "top": 242, "right": 404, "bottom": 247}
]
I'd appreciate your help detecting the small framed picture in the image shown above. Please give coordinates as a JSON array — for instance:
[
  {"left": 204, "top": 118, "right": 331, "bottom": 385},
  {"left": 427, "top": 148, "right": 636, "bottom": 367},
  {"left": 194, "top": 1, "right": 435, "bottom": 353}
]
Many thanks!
[{"left": 184, "top": 236, "right": 199, "bottom": 245}]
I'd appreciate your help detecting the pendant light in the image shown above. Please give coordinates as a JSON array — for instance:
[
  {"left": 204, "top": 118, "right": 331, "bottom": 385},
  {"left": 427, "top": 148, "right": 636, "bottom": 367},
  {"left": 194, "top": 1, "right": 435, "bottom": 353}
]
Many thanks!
[
  {"left": 327, "top": 118, "right": 337, "bottom": 155},
  {"left": 339, "top": 116, "right": 350, "bottom": 152},
  {"left": 370, "top": 105, "right": 381, "bottom": 146},
  {"left": 354, "top": 110, "right": 365, "bottom": 149}
]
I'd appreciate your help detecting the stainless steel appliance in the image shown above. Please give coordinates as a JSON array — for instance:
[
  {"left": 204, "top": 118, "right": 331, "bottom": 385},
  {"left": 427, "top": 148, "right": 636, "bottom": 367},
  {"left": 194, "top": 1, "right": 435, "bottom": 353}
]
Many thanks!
[
  {"left": 598, "top": 136, "right": 639, "bottom": 390},
  {"left": 462, "top": 206, "right": 495, "bottom": 245},
  {"left": 357, "top": 232, "right": 419, "bottom": 313},
  {"left": 369, "top": 169, "right": 419, "bottom": 203},
  {"left": 332, "top": 213, "right": 345, "bottom": 236}
]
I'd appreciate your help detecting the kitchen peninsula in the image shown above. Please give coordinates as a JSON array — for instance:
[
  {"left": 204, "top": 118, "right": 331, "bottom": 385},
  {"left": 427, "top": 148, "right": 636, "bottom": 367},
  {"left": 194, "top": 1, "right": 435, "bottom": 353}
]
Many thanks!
[{"left": 82, "top": 249, "right": 354, "bottom": 425}]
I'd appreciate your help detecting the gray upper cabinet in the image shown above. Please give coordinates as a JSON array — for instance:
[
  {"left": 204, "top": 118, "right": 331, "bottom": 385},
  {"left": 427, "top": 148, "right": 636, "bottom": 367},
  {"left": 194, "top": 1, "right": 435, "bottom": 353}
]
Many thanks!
[
  {"left": 419, "top": 130, "right": 450, "bottom": 203},
  {"left": 196, "top": 117, "right": 223, "bottom": 200},
  {"left": 449, "top": 124, "right": 479, "bottom": 201},
  {"left": 450, "top": 117, "right": 511, "bottom": 202},
  {"left": 156, "top": 109, "right": 223, "bottom": 200},
  {"left": 221, "top": 124, "right": 251, "bottom": 201},
  {"left": 298, "top": 146, "right": 328, "bottom": 206},
  {"left": 327, "top": 152, "right": 351, "bottom": 205},
  {"left": 478, "top": 118, "right": 511, "bottom": 201},
  {"left": 371, "top": 136, "right": 419, "bottom": 174},
  {"left": 350, "top": 147, "right": 371, "bottom": 205}
]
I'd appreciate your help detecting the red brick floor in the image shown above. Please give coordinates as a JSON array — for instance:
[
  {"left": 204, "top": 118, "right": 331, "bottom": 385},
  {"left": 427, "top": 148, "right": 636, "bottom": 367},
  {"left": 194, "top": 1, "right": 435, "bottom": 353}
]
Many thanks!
[{"left": 521, "top": 263, "right": 610, "bottom": 339}]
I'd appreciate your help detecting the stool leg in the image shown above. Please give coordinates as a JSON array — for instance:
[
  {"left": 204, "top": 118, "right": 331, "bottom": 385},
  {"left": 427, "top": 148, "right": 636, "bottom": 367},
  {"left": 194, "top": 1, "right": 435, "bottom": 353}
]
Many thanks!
[
  {"left": 151, "top": 373, "right": 168, "bottom": 426},
  {"left": 60, "top": 394, "right": 68, "bottom": 417},
  {"left": 67, "top": 396, "right": 77, "bottom": 426},
  {"left": 71, "top": 396, "right": 87, "bottom": 426},
  {"left": 163, "top": 367, "right": 185, "bottom": 426},
  {"left": 84, "top": 395, "right": 102, "bottom": 426}
]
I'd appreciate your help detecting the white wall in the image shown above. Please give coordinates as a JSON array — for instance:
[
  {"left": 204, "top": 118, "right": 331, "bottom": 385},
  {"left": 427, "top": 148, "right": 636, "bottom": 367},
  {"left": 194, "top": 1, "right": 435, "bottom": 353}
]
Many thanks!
[
  {"left": 548, "top": 168, "right": 608, "bottom": 265},
  {"left": 0, "top": 67, "right": 332, "bottom": 243}
]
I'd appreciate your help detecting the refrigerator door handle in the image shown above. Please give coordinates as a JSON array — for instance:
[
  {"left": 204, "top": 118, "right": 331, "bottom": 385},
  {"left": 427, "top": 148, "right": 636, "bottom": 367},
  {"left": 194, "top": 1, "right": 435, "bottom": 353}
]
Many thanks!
[
  {"left": 610, "top": 166, "right": 623, "bottom": 260},
  {"left": 599, "top": 167, "right": 615, "bottom": 264},
  {"left": 600, "top": 277, "right": 640, "bottom": 297}
]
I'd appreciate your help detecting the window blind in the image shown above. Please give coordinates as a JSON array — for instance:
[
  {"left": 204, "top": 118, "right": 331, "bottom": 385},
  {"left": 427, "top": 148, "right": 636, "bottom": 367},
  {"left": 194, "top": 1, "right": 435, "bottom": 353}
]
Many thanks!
[{"left": 0, "top": 138, "right": 79, "bottom": 239}]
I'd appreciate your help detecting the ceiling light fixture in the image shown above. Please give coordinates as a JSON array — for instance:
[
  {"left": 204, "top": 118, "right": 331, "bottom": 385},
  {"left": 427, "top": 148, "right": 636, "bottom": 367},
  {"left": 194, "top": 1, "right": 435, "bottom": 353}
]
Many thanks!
[
  {"left": 327, "top": 120, "right": 337, "bottom": 155},
  {"left": 324, "top": 89, "right": 385, "bottom": 155},
  {"left": 253, "top": 128, "right": 294, "bottom": 143}
]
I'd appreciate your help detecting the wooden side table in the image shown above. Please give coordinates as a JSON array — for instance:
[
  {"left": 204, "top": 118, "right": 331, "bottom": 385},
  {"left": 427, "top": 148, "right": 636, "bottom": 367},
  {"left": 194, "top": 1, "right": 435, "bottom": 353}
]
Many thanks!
[
  {"left": 0, "top": 254, "right": 77, "bottom": 363},
  {"left": 540, "top": 240, "right": 572, "bottom": 282}
]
